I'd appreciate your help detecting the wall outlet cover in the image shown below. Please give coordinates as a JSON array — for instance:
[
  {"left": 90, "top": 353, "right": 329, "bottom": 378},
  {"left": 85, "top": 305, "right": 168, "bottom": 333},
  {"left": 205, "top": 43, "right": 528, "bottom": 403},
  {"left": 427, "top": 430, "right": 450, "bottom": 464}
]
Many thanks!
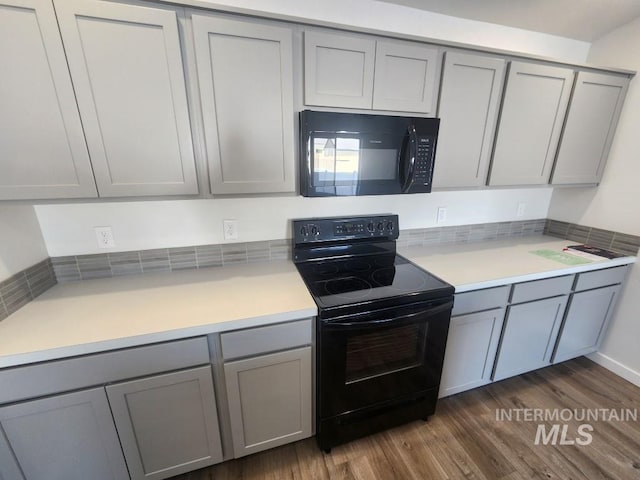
[
  {"left": 437, "top": 207, "right": 447, "bottom": 224},
  {"left": 223, "top": 220, "right": 239, "bottom": 240},
  {"left": 94, "top": 226, "right": 115, "bottom": 248}
]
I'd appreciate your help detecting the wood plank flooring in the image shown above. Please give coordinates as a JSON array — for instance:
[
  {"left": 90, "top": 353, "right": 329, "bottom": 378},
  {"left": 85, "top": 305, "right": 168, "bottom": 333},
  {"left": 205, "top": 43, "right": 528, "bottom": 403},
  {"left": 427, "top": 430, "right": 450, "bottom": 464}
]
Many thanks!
[{"left": 173, "top": 357, "right": 640, "bottom": 479}]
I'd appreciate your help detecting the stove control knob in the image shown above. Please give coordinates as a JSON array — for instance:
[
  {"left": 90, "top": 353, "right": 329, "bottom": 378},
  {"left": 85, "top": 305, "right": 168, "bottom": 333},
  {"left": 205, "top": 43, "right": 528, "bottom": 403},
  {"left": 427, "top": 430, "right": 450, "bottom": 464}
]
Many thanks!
[
  {"left": 386, "top": 222, "right": 394, "bottom": 232},
  {"left": 310, "top": 225, "right": 319, "bottom": 236},
  {"left": 367, "top": 222, "right": 375, "bottom": 233},
  {"left": 377, "top": 222, "right": 384, "bottom": 231},
  {"left": 300, "top": 225, "right": 309, "bottom": 237}
]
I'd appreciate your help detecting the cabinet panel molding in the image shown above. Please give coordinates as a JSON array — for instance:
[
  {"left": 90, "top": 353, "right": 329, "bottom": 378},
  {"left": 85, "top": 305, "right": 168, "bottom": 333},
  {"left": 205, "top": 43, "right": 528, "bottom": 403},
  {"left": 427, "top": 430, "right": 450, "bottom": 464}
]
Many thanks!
[
  {"left": 0, "top": 0, "right": 96, "bottom": 200},
  {"left": 304, "top": 30, "right": 376, "bottom": 109},
  {"left": 106, "top": 366, "right": 223, "bottom": 480},
  {"left": 192, "top": 14, "right": 295, "bottom": 194},
  {"left": 224, "top": 346, "right": 312, "bottom": 457},
  {"left": 54, "top": 0, "right": 198, "bottom": 197},
  {"left": 552, "top": 71, "right": 630, "bottom": 185},
  {"left": 489, "top": 61, "right": 574, "bottom": 186},
  {"left": 0, "top": 388, "right": 128, "bottom": 480},
  {"left": 372, "top": 40, "right": 439, "bottom": 113},
  {"left": 433, "top": 51, "right": 505, "bottom": 188}
]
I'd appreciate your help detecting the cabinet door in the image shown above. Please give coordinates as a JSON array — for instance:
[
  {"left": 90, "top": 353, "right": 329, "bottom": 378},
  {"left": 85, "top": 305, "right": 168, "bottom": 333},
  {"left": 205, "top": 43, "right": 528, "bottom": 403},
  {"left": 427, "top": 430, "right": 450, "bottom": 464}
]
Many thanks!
[
  {"left": 224, "top": 347, "right": 312, "bottom": 458},
  {"left": 0, "top": 388, "right": 128, "bottom": 480},
  {"left": 489, "top": 61, "right": 574, "bottom": 186},
  {"left": 439, "top": 308, "right": 506, "bottom": 397},
  {"left": 106, "top": 366, "right": 223, "bottom": 480},
  {"left": 433, "top": 52, "right": 505, "bottom": 188},
  {"left": 0, "top": 0, "right": 96, "bottom": 200},
  {"left": 304, "top": 30, "right": 375, "bottom": 109},
  {"left": 54, "top": 0, "right": 198, "bottom": 197},
  {"left": 493, "top": 296, "right": 568, "bottom": 381},
  {"left": 553, "top": 285, "right": 621, "bottom": 363},
  {"left": 552, "top": 72, "right": 630, "bottom": 185},
  {"left": 372, "top": 40, "right": 439, "bottom": 113},
  {"left": 192, "top": 15, "right": 295, "bottom": 194}
]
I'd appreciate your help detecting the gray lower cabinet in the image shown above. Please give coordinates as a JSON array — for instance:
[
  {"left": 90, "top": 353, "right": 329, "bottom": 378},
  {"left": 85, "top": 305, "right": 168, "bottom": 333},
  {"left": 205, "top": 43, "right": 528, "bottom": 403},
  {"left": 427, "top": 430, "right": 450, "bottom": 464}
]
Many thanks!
[
  {"left": 489, "top": 61, "right": 574, "bottom": 186},
  {"left": 191, "top": 14, "right": 295, "bottom": 194},
  {"left": 106, "top": 366, "right": 223, "bottom": 480},
  {"left": 224, "top": 347, "right": 312, "bottom": 458},
  {"left": 433, "top": 51, "right": 506, "bottom": 188},
  {"left": 0, "top": 388, "right": 128, "bottom": 480},
  {"left": 553, "top": 285, "right": 621, "bottom": 363},
  {"left": 439, "top": 307, "right": 506, "bottom": 397},
  {"left": 493, "top": 295, "right": 568, "bottom": 381},
  {"left": 552, "top": 71, "right": 630, "bottom": 185}
]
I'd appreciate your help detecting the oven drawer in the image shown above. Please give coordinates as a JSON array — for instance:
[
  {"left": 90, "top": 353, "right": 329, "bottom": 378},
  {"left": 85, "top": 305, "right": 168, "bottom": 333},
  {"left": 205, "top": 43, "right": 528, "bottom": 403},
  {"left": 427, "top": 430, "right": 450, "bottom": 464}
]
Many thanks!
[{"left": 220, "top": 319, "right": 312, "bottom": 360}]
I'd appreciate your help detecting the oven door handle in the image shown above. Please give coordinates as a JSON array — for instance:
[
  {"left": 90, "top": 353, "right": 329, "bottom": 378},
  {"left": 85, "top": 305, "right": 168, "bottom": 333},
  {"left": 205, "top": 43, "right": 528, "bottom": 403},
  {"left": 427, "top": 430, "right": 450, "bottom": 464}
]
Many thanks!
[{"left": 325, "top": 300, "right": 453, "bottom": 328}]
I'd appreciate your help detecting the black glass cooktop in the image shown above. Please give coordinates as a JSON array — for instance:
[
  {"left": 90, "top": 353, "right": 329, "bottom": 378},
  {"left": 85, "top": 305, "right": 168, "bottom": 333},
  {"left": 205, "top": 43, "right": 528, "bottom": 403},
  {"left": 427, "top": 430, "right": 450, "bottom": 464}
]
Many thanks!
[{"left": 295, "top": 253, "right": 453, "bottom": 316}]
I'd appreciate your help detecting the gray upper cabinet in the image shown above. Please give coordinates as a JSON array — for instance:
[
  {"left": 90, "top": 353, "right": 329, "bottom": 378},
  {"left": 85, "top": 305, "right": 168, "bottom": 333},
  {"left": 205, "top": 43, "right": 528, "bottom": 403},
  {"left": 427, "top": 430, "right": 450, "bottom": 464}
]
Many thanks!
[
  {"left": 0, "top": 0, "right": 97, "bottom": 200},
  {"left": 0, "top": 388, "right": 128, "bottom": 480},
  {"left": 489, "top": 61, "right": 574, "bottom": 186},
  {"left": 192, "top": 14, "right": 295, "bottom": 194},
  {"left": 54, "top": 0, "right": 198, "bottom": 197},
  {"left": 433, "top": 51, "right": 505, "bottom": 188},
  {"left": 552, "top": 72, "right": 630, "bottom": 185},
  {"left": 106, "top": 366, "right": 223, "bottom": 480},
  {"left": 372, "top": 40, "right": 439, "bottom": 113},
  {"left": 304, "top": 30, "right": 376, "bottom": 109},
  {"left": 304, "top": 30, "right": 439, "bottom": 113}
]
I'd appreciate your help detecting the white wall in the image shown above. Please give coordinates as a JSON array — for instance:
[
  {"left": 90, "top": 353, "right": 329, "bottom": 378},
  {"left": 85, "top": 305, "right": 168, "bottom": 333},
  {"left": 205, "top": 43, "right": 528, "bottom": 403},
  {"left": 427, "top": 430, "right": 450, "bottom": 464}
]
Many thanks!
[
  {"left": 188, "top": 0, "right": 590, "bottom": 62},
  {"left": 548, "top": 17, "right": 640, "bottom": 385},
  {"left": 35, "top": 188, "right": 552, "bottom": 256},
  {"left": 0, "top": 206, "right": 49, "bottom": 281}
]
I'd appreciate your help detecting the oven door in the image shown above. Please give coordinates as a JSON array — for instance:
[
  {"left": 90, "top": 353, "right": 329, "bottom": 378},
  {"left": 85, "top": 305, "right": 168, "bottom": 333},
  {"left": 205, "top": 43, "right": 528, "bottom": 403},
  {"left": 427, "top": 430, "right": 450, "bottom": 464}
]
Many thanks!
[{"left": 318, "top": 298, "right": 453, "bottom": 418}]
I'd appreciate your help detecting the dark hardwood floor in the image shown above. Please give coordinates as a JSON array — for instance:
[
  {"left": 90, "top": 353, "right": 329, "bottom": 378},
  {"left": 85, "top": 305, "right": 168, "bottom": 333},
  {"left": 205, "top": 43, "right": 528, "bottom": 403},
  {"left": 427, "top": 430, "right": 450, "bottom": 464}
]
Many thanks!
[{"left": 173, "top": 357, "right": 640, "bottom": 479}]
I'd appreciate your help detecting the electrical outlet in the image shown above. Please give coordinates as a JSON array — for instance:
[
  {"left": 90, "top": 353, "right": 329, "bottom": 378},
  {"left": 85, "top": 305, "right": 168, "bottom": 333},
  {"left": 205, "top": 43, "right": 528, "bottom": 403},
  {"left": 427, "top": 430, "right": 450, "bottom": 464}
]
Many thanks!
[
  {"left": 223, "top": 219, "right": 239, "bottom": 240},
  {"left": 94, "top": 226, "right": 115, "bottom": 248},
  {"left": 516, "top": 203, "right": 526, "bottom": 218},
  {"left": 437, "top": 207, "right": 447, "bottom": 224}
]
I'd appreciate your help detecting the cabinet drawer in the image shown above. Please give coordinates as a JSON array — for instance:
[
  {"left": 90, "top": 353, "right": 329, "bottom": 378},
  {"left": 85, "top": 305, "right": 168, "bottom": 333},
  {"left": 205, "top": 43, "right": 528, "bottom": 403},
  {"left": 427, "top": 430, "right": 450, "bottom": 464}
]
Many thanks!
[
  {"left": 0, "top": 337, "right": 209, "bottom": 405},
  {"left": 575, "top": 266, "right": 628, "bottom": 292},
  {"left": 511, "top": 275, "right": 573, "bottom": 304},
  {"left": 452, "top": 286, "right": 510, "bottom": 316},
  {"left": 221, "top": 319, "right": 312, "bottom": 360}
]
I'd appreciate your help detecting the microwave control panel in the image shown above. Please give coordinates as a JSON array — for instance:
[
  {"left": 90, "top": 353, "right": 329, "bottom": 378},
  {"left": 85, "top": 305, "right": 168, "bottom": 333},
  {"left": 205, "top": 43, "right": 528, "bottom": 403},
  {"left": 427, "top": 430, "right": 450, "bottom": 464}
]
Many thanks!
[{"left": 413, "top": 135, "right": 435, "bottom": 185}]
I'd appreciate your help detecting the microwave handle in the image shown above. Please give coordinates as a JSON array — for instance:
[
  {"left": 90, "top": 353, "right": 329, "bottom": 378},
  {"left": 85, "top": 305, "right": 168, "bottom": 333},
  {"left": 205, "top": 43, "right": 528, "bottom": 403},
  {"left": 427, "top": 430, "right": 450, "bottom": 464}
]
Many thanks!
[{"left": 401, "top": 125, "right": 417, "bottom": 193}]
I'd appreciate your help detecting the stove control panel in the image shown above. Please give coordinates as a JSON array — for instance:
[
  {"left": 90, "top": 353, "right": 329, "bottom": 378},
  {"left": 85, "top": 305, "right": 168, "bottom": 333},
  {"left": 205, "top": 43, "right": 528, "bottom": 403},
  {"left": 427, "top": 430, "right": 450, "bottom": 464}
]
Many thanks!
[{"left": 293, "top": 214, "right": 399, "bottom": 244}]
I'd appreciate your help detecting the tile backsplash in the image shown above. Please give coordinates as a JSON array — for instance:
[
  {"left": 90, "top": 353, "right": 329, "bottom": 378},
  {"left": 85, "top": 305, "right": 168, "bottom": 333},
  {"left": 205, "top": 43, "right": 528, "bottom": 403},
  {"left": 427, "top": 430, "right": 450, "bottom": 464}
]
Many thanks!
[
  {"left": 2, "top": 218, "right": 638, "bottom": 322},
  {"left": 0, "top": 259, "right": 56, "bottom": 321}
]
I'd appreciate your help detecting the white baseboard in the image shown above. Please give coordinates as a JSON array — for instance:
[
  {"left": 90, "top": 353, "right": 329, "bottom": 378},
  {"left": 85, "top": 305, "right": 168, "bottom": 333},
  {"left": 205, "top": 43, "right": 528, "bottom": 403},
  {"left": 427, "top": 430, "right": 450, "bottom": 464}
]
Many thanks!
[{"left": 587, "top": 352, "right": 640, "bottom": 388}]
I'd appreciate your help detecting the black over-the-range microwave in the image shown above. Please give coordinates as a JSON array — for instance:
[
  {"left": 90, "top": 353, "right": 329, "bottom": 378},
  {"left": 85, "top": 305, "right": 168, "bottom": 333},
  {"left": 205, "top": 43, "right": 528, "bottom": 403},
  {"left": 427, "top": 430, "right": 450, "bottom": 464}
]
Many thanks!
[{"left": 299, "top": 110, "right": 440, "bottom": 197}]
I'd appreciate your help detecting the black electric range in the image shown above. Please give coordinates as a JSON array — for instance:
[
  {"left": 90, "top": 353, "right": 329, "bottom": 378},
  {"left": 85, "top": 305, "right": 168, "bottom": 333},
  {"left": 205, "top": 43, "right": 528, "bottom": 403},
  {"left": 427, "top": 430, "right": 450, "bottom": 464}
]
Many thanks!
[{"left": 292, "top": 214, "right": 454, "bottom": 451}]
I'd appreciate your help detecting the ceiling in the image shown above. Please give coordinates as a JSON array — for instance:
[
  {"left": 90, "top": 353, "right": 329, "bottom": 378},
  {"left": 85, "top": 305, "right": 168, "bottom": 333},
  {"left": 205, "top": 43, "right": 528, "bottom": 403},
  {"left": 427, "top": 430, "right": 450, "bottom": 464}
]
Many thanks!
[{"left": 378, "top": 0, "right": 640, "bottom": 41}]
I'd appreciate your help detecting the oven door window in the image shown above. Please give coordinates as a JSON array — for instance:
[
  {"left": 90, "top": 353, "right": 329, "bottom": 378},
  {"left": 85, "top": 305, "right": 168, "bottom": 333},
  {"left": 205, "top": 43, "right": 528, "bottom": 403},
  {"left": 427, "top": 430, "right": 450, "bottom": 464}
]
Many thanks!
[{"left": 345, "top": 323, "right": 427, "bottom": 384}]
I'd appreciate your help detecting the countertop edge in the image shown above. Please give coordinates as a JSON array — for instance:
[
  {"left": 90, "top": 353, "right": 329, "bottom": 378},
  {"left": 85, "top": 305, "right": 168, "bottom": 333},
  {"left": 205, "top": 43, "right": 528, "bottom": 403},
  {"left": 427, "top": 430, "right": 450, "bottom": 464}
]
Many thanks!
[
  {"left": 454, "top": 256, "right": 637, "bottom": 293},
  {"left": 0, "top": 306, "right": 318, "bottom": 369}
]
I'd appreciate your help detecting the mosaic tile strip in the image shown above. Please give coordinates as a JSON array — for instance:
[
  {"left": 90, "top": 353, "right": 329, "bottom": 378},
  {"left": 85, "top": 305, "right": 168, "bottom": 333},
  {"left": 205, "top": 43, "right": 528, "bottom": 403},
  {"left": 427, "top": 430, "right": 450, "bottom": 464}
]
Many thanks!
[
  {"left": 544, "top": 220, "right": 640, "bottom": 256},
  {"left": 396, "top": 219, "right": 547, "bottom": 248},
  {"left": 0, "top": 259, "right": 56, "bottom": 321}
]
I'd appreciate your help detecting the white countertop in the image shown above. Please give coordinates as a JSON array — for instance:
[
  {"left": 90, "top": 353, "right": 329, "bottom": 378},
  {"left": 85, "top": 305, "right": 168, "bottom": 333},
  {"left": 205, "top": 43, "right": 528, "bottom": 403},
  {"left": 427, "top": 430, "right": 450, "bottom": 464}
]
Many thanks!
[
  {"left": 0, "top": 261, "right": 317, "bottom": 368},
  {"left": 399, "top": 236, "right": 636, "bottom": 292},
  {"left": 0, "top": 235, "right": 635, "bottom": 368}
]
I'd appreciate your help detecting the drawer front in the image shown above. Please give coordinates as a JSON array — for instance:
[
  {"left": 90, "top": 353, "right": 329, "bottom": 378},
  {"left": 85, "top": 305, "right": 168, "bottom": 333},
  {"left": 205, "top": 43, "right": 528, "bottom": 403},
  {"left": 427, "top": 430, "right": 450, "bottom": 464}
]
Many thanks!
[
  {"left": 221, "top": 319, "right": 312, "bottom": 360},
  {"left": 0, "top": 337, "right": 210, "bottom": 405},
  {"left": 452, "top": 286, "right": 510, "bottom": 316},
  {"left": 511, "top": 275, "right": 574, "bottom": 304},
  {"left": 575, "top": 266, "right": 628, "bottom": 292}
]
